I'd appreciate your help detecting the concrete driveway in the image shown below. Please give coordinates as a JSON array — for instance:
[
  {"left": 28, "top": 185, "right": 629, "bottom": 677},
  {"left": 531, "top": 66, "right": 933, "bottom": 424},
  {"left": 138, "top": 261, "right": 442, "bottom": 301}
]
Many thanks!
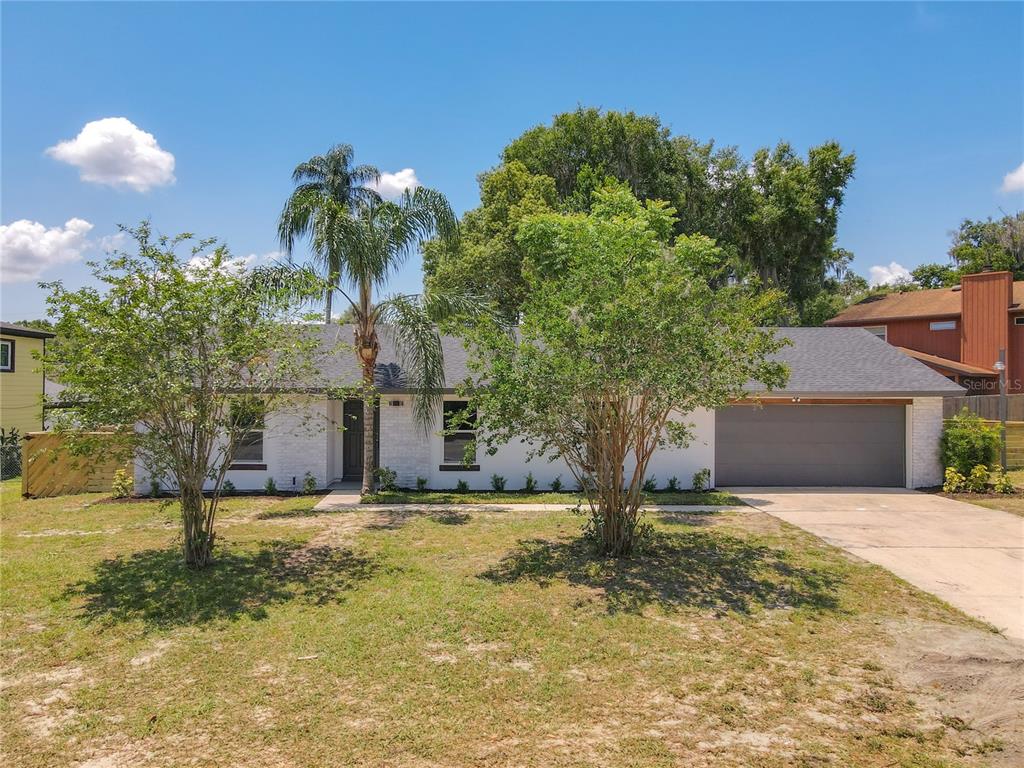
[{"left": 729, "top": 488, "right": 1024, "bottom": 641}]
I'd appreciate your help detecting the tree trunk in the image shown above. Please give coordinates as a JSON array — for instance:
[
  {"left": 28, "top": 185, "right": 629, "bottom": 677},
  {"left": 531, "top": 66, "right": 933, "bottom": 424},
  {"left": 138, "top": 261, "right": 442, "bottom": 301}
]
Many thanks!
[
  {"left": 324, "top": 288, "right": 333, "bottom": 324},
  {"left": 180, "top": 480, "right": 214, "bottom": 567},
  {"left": 361, "top": 364, "right": 376, "bottom": 495}
]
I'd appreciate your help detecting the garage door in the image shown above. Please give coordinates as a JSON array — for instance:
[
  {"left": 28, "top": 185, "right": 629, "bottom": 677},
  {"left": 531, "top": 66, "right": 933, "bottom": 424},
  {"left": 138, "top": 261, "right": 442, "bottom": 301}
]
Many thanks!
[{"left": 715, "top": 404, "right": 905, "bottom": 487}]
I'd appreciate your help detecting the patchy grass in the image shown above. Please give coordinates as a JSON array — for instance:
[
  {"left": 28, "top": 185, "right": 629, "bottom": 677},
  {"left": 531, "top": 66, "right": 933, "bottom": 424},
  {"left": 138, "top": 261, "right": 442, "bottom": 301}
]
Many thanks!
[
  {"left": 361, "top": 489, "right": 744, "bottom": 506},
  {"left": 940, "top": 492, "right": 1024, "bottom": 518},
  {"left": 2, "top": 478, "right": 1018, "bottom": 767}
]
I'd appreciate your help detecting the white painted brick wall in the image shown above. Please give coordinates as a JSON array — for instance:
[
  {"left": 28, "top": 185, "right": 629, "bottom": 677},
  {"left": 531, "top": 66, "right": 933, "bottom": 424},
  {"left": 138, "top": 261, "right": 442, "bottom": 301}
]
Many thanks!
[
  {"left": 266, "top": 399, "right": 329, "bottom": 492},
  {"left": 377, "top": 397, "right": 431, "bottom": 488},
  {"left": 133, "top": 397, "right": 330, "bottom": 494},
  {"left": 910, "top": 397, "right": 943, "bottom": 488}
]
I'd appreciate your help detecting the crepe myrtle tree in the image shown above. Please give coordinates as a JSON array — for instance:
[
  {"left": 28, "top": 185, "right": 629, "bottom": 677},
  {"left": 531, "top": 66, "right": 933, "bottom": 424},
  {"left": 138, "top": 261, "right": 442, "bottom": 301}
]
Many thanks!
[
  {"left": 461, "top": 185, "right": 789, "bottom": 557},
  {"left": 41, "top": 223, "right": 326, "bottom": 567}
]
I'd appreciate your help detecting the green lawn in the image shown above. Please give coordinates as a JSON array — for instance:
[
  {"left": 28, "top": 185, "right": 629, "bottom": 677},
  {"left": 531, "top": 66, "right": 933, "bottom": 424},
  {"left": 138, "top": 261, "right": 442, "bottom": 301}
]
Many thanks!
[
  {"left": 1, "top": 478, "right": 1012, "bottom": 767},
  {"left": 361, "top": 489, "right": 743, "bottom": 506}
]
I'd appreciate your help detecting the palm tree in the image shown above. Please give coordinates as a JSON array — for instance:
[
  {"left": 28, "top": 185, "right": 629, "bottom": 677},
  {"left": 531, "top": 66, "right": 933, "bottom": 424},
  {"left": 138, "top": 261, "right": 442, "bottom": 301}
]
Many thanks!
[
  {"left": 278, "top": 144, "right": 381, "bottom": 322},
  {"left": 305, "top": 185, "right": 463, "bottom": 494}
]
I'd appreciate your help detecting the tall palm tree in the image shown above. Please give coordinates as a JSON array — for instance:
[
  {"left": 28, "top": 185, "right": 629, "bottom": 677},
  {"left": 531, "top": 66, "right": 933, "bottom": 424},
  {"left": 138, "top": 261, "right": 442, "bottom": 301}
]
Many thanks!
[
  {"left": 307, "top": 186, "right": 463, "bottom": 494},
  {"left": 278, "top": 144, "right": 381, "bottom": 322}
]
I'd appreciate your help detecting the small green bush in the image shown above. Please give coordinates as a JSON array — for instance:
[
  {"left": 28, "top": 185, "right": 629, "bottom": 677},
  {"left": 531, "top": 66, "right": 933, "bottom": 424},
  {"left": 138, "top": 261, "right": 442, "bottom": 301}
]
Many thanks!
[
  {"left": 942, "top": 467, "right": 966, "bottom": 493},
  {"left": 302, "top": 472, "right": 317, "bottom": 494},
  {"left": 222, "top": 479, "right": 236, "bottom": 496},
  {"left": 149, "top": 479, "right": 161, "bottom": 498},
  {"left": 455, "top": 479, "right": 469, "bottom": 493},
  {"left": 642, "top": 476, "right": 658, "bottom": 493},
  {"left": 692, "top": 468, "right": 711, "bottom": 493},
  {"left": 110, "top": 469, "right": 133, "bottom": 499},
  {"left": 940, "top": 409, "right": 1000, "bottom": 476},
  {"left": 993, "top": 471, "right": 1015, "bottom": 494},
  {"left": 416, "top": 476, "right": 427, "bottom": 492},
  {"left": 374, "top": 466, "right": 398, "bottom": 492},
  {"left": 666, "top": 476, "right": 680, "bottom": 492},
  {"left": 550, "top": 475, "right": 563, "bottom": 492},
  {"left": 491, "top": 474, "right": 506, "bottom": 492},
  {"left": 966, "top": 464, "right": 990, "bottom": 493},
  {"left": 264, "top": 477, "right": 278, "bottom": 495},
  {"left": 524, "top": 472, "right": 537, "bottom": 492}
]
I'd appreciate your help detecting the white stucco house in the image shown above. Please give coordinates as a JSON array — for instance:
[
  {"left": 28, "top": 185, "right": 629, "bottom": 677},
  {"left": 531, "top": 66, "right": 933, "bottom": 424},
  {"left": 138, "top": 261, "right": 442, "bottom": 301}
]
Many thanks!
[{"left": 135, "top": 325, "right": 964, "bottom": 494}]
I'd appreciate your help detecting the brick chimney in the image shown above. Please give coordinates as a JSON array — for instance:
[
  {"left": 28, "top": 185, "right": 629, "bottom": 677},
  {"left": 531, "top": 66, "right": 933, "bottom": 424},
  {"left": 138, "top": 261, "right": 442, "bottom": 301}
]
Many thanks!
[{"left": 960, "top": 271, "right": 1012, "bottom": 371}]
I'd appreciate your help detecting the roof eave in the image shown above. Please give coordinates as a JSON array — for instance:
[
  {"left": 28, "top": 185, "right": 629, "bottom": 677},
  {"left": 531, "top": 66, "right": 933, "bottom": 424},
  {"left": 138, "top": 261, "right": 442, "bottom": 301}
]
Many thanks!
[
  {"left": 0, "top": 326, "right": 55, "bottom": 339},
  {"left": 825, "top": 311, "right": 961, "bottom": 326},
  {"left": 744, "top": 389, "right": 964, "bottom": 398}
]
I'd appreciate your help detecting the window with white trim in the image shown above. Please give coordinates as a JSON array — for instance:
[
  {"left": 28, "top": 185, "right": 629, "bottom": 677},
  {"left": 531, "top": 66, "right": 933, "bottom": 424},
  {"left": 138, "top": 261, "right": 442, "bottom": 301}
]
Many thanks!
[
  {"left": 442, "top": 401, "right": 477, "bottom": 466},
  {"left": 1014, "top": 316, "right": 1024, "bottom": 326},
  {"left": 0, "top": 340, "right": 11, "bottom": 372},
  {"left": 863, "top": 325, "right": 887, "bottom": 341},
  {"left": 929, "top": 320, "right": 957, "bottom": 331}
]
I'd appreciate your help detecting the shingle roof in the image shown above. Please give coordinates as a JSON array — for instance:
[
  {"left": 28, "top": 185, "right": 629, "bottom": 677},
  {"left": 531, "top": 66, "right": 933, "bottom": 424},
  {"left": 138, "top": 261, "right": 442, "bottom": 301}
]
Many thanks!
[
  {"left": 311, "top": 324, "right": 470, "bottom": 390},
  {"left": 748, "top": 327, "right": 964, "bottom": 397},
  {"left": 309, "top": 324, "right": 962, "bottom": 398},
  {"left": 825, "top": 282, "right": 1024, "bottom": 325},
  {"left": 0, "top": 321, "right": 55, "bottom": 339}
]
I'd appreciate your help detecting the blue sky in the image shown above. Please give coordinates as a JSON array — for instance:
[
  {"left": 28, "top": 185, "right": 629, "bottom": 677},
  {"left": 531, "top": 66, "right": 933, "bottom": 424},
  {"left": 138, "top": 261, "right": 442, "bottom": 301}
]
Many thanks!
[{"left": 2, "top": 1, "right": 1022, "bottom": 321}]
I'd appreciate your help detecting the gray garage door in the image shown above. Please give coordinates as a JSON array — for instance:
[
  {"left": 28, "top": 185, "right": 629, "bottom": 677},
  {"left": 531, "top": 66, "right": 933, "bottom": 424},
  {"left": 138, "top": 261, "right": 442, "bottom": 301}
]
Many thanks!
[{"left": 715, "top": 405, "right": 905, "bottom": 487}]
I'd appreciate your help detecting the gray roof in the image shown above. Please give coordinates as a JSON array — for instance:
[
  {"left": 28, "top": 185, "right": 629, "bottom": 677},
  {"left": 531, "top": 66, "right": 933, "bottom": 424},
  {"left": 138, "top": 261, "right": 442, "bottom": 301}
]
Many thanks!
[
  {"left": 752, "top": 327, "right": 965, "bottom": 397},
  {"left": 311, "top": 324, "right": 963, "bottom": 398},
  {"left": 312, "top": 324, "right": 470, "bottom": 390}
]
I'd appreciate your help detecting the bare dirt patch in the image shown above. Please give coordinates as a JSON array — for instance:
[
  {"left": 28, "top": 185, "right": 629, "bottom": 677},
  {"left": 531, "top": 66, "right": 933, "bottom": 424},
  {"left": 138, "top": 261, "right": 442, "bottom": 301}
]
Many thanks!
[
  {"left": 879, "top": 620, "right": 1024, "bottom": 765},
  {"left": 129, "top": 639, "right": 173, "bottom": 667}
]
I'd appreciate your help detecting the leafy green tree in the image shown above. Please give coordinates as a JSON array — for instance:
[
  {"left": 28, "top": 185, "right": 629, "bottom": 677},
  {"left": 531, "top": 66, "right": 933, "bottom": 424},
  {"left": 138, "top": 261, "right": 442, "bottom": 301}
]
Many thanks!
[
  {"left": 42, "top": 223, "right": 324, "bottom": 567},
  {"left": 502, "top": 107, "right": 679, "bottom": 209},
  {"left": 303, "top": 186, "right": 462, "bottom": 494},
  {"left": 426, "top": 108, "right": 856, "bottom": 325},
  {"left": 424, "top": 161, "right": 556, "bottom": 322},
  {"left": 907, "top": 212, "right": 1023, "bottom": 289},
  {"left": 462, "top": 186, "right": 788, "bottom": 557},
  {"left": 736, "top": 142, "right": 857, "bottom": 320},
  {"left": 910, "top": 262, "right": 959, "bottom": 289},
  {"left": 278, "top": 144, "right": 381, "bottom": 322},
  {"left": 948, "top": 213, "right": 1024, "bottom": 277},
  {"left": 11, "top": 319, "right": 54, "bottom": 332}
]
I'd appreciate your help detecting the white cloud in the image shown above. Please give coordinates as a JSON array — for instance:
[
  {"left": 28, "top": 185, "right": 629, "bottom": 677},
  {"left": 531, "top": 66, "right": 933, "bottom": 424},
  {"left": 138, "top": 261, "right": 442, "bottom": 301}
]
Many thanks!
[
  {"left": 97, "top": 231, "right": 129, "bottom": 253},
  {"left": 1001, "top": 162, "right": 1024, "bottom": 193},
  {"left": 185, "top": 249, "right": 282, "bottom": 276},
  {"left": 46, "top": 117, "right": 175, "bottom": 192},
  {"left": 370, "top": 168, "right": 419, "bottom": 199},
  {"left": 868, "top": 261, "right": 913, "bottom": 287},
  {"left": 0, "top": 218, "right": 93, "bottom": 284}
]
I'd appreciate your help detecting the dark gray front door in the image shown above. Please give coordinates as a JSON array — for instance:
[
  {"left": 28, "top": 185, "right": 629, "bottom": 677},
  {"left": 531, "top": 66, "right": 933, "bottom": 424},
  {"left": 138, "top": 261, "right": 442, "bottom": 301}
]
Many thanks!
[
  {"left": 341, "top": 400, "right": 381, "bottom": 481},
  {"left": 342, "top": 400, "right": 363, "bottom": 480},
  {"left": 715, "top": 404, "right": 906, "bottom": 487}
]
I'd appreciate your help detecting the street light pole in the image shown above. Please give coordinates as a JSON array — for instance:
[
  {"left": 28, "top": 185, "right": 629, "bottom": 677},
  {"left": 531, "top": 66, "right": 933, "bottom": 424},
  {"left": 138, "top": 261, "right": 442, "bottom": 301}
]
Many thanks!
[{"left": 994, "top": 349, "right": 1007, "bottom": 471}]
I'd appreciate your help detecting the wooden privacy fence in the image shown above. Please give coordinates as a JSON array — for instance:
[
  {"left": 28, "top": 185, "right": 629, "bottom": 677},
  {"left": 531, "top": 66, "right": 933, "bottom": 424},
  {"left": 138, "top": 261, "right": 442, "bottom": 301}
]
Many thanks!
[
  {"left": 943, "top": 394, "right": 1024, "bottom": 420},
  {"left": 21, "top": 432, "right": 132, "bottom": 498}
]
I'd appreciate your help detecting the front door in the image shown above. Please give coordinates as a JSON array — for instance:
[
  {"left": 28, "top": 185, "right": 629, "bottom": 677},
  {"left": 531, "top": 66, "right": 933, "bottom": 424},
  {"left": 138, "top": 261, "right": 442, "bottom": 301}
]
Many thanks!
[{"left": 342, "top": 400, "right": 364, "bottom": 480}]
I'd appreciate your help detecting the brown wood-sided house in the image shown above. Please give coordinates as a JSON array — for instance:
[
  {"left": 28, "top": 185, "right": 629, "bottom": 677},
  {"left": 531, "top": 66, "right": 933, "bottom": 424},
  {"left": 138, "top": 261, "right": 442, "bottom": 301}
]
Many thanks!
[{"left": 826, "top": 271, "right": 1024, "bottom": 393}]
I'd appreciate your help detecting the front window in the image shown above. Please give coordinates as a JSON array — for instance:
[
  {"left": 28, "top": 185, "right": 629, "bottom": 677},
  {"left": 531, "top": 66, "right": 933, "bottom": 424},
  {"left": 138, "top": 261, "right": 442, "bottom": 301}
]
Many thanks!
[
  {"left": 0, "top": 340, "right": 11, "bottom": 371},
  {"left": 231, "top": 398, "right": 265, "bottom": 464},
  {"left": 442, "top": 400, "right": 477, "bottom": 466}
]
